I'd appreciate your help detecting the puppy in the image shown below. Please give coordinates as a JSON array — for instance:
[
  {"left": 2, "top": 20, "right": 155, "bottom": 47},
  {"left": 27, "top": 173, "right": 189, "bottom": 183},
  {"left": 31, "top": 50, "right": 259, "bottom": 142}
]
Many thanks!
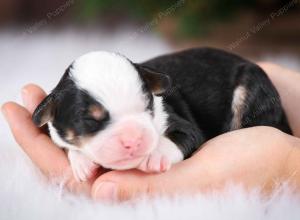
[{"left": 33, "top": 47, "right": 292, "bottom": 182}]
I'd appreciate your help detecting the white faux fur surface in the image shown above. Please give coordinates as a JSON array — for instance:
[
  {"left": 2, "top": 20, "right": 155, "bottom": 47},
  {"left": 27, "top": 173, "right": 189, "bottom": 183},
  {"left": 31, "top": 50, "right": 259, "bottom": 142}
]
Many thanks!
[
  {"left": 1, "top": 149, "right": 300, "bottom": 220},
  {"left": 1, "top": 28, "right": 300, "bottom": 219}
]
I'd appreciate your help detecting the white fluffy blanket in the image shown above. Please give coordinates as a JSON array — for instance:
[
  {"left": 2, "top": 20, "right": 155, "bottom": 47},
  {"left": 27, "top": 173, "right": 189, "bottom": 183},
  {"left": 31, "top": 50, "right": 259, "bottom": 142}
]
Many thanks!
[
  {"left": 1, "top": 28, "right": 300, "bottom": 220},
  {"left": 1, "top": 148, "right": 300, "bottom": 220}
]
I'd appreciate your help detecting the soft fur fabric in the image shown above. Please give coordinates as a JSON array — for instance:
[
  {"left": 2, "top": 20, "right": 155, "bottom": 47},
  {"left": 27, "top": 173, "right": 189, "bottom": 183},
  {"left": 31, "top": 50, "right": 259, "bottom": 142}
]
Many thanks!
[
  {"left": 1, "top": 28, "right": 300, "bottom": 219},
  {"left": 1, "top": 147, "right": 300, "bottom": 220}
]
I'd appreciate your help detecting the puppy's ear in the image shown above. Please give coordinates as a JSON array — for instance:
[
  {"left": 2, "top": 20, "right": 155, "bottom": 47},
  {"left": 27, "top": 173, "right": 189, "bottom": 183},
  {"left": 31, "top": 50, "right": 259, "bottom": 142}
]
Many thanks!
[
  {"left": 135, "top": 64, "right": 171, "bottom": 95},
  {"left": 32, "top": 93, "right": 56, "bottom": 127}
]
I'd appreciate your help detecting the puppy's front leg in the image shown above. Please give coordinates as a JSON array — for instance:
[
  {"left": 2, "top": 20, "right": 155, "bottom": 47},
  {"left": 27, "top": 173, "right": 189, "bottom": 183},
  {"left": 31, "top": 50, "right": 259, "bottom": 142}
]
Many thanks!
[
  {"left": 138, "top": 113, "right": 205, "bottom": 173},
  {"left": 68, "top": 150, "right": 99, "bottom": 182},
  {"left": 138, "top": 136, "right": 184, "bottom": 173}
]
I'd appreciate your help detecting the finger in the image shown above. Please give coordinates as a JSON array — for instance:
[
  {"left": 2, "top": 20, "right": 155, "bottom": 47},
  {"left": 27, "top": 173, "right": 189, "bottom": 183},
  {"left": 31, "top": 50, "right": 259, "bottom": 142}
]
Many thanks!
[
  {"left": 21, "top": 83, "right": 47, "bottom": 114},
  {"left": 2, "top": 101, "right": 106, "bottom": 196},
  {"left": 1, "top": 102, "right": 69, "bottom": 176},
  {"left": 91, "top": 159, "right": 203, "bottom": 202}
]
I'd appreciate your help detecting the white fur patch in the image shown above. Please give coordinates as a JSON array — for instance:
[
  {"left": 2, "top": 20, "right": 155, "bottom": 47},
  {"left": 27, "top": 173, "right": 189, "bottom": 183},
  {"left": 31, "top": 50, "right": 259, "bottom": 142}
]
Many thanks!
[
  {"left": 68, "top": 150, "right": 98, "bottom": 182},
  {"left": 70, "top": 51, "right": 147, "bottom": 118},
  {"left": 157, "top": 136, "right": 184, "bottom": 163},
  {"left": 231, "top": 86, "right": 247, "bottom": 130},
  {"left": 153, "top": 96, "right": 169, "bottom": 134}
]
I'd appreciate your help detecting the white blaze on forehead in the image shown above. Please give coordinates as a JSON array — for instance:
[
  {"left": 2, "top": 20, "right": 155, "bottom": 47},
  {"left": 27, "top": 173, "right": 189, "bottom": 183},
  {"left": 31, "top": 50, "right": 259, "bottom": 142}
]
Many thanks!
[{"left": 70, "top": 51, "right": 147, "bottom": 116}]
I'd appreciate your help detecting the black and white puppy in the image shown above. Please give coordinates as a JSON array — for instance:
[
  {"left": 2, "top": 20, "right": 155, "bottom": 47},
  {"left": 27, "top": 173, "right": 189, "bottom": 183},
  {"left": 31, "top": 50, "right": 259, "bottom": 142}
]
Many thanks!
[{"left": 33, "top": 47, "right": 292, "bottom": 182}]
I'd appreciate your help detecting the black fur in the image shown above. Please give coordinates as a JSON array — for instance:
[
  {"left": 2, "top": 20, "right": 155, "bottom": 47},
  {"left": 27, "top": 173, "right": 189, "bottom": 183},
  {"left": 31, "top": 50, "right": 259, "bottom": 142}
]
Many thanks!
[
  {"left": 33, "top": 67, "right": 111, "bottom": 143},
  {"left": 139, "top": 47, "right": 292, "bottom": 158}
]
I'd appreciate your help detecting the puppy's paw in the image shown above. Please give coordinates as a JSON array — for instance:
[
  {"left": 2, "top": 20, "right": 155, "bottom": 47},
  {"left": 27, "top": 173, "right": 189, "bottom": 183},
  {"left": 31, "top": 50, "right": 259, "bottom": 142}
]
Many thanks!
[
  {"left": 138, "top": 152, "right": 172, "bottom": 173},
  {"left": 68, "top": 150, "right": 99, "bottom": 182},
  {"left": 137, "top": 137, "right": 184, "bottom": 173}
]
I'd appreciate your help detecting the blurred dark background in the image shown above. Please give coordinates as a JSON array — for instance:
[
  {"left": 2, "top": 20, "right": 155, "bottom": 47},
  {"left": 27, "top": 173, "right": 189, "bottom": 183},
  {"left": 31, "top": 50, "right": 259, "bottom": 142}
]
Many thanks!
[
  {"left": 0, "top": 0, "right": 300, "bottom": 104},
  {"left": 1, "top": 0, "right": 299, "bottom": 56}
]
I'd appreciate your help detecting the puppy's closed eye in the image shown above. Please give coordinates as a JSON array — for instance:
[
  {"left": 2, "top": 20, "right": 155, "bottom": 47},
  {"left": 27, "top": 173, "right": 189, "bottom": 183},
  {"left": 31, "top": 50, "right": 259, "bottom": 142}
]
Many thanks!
[{"left": 79, "top": 104, "right": 110, "bottom": 134}]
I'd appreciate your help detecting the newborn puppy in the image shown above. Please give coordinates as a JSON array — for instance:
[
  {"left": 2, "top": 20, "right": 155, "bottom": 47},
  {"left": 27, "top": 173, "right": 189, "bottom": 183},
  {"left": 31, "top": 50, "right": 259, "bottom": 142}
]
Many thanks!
[{"left": 32, "top": 47, "right": 292, "bottom": 182}]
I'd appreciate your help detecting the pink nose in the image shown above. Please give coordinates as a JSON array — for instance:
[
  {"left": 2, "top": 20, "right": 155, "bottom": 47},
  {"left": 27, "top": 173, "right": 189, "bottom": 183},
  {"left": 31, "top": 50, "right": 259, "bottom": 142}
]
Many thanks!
[
  {"left": 119, "top": 123, "right": 145, "bottom": 156},
  {"left": 119, "top": 126, "right": 144, "bottom": 152},
  {"left": 120, "top": 138, "right": 142, "bottom": 151}
]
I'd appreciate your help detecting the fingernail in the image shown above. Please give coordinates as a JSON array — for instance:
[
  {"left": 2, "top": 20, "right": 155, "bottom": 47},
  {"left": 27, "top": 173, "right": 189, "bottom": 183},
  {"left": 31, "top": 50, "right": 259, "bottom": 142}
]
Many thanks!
[
  {"left": 21, "top": 87, "right": 29, "bottom": 107},
  {"left": 94, "top": 181, "right": 117, "bottom": 202}
]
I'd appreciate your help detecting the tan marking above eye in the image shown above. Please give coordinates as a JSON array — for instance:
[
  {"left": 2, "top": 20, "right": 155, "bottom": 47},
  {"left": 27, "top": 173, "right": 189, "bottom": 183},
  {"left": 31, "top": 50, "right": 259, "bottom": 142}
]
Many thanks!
[{"left": 89, "top": 105, "right": 104, "bottom": 120}]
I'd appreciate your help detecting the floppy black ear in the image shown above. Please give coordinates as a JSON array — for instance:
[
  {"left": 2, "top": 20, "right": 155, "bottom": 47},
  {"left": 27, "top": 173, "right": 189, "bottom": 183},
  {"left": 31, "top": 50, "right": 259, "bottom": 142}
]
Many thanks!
[
  {"left": 32, "top": 93, "right": 56, "bottom": 127},
  {"left": 136, "top": 64, "right": 171, "bottom": 95}
]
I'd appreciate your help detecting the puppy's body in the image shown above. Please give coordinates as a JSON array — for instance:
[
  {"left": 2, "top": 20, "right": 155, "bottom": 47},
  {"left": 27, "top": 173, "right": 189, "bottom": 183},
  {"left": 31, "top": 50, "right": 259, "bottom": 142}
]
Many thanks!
[
  {"left": 142, "top": 48, "right": 291, "bottom": 158},
  {"left": 33, "top": 47, "right": 291, "bottom": 181}
]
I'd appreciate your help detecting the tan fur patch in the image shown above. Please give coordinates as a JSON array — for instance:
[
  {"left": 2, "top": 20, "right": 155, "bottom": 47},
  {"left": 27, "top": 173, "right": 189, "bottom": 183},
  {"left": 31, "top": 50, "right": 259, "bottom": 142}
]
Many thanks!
[
  {"left": 65, "top": 129, "right": 75, "bottom": 141},
  {"left": 75, "top": 136, "right": 91, "bottom": 148},
  {"left": 65, "top": 129, "right": 81, "bottom": 147},
  {"left": 65, "top": 130, "right": 91, "bottom": 148},
  {"left": 231, "top": 86, "right": 247, "bottom": 130},
  {"left": 89, "top": 105, "right": 104, "bottom": 120}
]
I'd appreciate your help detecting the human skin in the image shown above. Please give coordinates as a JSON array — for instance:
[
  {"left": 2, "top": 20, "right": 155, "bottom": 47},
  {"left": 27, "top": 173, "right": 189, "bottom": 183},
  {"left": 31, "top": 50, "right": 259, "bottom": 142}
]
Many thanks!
[
  {"left": 258, "top": 62, "right": 300, "bottom": 138},
  {"left": 2, "top": 62, "right": 300, "bottom": 202}
]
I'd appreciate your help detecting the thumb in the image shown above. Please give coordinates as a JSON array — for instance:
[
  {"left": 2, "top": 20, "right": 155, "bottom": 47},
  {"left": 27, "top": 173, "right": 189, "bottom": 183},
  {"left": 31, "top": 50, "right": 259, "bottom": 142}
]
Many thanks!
[
  {"left": 91, "top": 159, "right": 201, "bottom": 202},
  {"left": 92, "top": 170, "right": 153, "bottom": 202}
]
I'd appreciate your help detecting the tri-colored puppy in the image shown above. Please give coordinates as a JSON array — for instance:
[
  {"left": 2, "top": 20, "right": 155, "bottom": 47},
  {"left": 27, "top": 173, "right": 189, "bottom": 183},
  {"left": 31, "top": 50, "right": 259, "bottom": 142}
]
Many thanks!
[{"left": 33, "top": 48, "right": 291, "bottom": 182}]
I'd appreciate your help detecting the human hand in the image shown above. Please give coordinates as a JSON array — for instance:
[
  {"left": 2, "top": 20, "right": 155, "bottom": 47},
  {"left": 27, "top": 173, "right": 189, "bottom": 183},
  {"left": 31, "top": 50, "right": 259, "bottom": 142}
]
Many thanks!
[
  {"left": 1, "top": 84, "right": 104, "bottom": 196},
  {"left": 2, "top": 84, "right": 300, "bottom": 202},
  {"left": 87, "top": 126, "right": 299, "bottom": 201},
  {"left": 258, "top": 62, "right": 300, "bottom": 137}
]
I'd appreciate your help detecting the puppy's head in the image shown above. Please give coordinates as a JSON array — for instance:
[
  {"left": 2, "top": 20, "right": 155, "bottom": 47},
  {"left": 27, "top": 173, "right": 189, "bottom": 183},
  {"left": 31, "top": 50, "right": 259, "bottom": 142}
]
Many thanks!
[{"left": 32, "top": 51, "right": 170, "bottom": 170}]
